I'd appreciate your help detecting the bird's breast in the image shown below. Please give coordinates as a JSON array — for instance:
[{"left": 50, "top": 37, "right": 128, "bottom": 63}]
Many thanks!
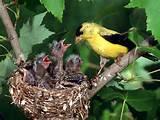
[{"left": 87, "top": 36, "right": 128, "bottom": 58}]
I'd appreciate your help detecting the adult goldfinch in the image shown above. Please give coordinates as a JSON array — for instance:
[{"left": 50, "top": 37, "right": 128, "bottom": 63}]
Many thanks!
[{"left": 75, "top": 22, "right": 135, "bottom": 74}]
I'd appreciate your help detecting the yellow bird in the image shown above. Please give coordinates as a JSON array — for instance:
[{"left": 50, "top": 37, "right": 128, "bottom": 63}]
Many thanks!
[{"left": 75, "top": 22, "right": 135, "bottom": 74}]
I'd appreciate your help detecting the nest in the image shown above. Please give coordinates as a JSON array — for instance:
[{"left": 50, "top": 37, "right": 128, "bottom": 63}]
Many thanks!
[{"left": 9, "top": 69, "right": 89, "bottom": 120}]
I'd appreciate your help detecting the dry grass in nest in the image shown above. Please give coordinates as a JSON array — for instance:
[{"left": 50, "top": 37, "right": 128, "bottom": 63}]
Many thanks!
[{"left": 9, "top": 69, "right": 89, "bottom": 120}]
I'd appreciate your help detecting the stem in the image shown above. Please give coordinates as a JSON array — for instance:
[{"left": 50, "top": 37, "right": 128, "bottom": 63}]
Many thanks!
[
  {"left": 0, "top": 44, "right": 12, "bottom": 56},
  {"left": 120, "top": 96, "right": 127, "bottom": 120},
  {"left": 0, "top": 0, "right": 24, "bottom": 63}
]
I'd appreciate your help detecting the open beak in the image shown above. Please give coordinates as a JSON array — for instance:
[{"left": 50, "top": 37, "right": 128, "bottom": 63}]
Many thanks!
[
  {"left": 43, "top": 55, "right": 52, "bottom": 64},
  {"left": 64, "top": 43, "right": 71, "bottom": 49},
  {"left": 60, "top": 39, "right": 71, "bottom": 49},
  {"left": 75, "top": 36, "right": 83, "bottom": 44}
]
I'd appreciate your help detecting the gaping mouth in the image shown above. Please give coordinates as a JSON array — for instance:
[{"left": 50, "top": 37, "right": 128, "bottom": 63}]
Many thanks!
[
  {"left": 60, "top": 40, "right": 71, "bottom": 48},
  {"left": 42, "top": 55, "right": 51, "bottom": 64},
  {"left": 64, "top": 43, "right": 71, "bottom": 48}
]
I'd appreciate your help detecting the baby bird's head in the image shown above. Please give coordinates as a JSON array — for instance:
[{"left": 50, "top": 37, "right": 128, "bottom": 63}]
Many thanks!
[
  {"left": 65, "top": 54, "right": 82, "bottom": 73},
  {"left": 51, "top": 40, "right": 71, "bottom": 58},
  {"left": 33, "top": 53, "right": 51, "bottom": 77},
  {"left": 75, "top": 22, "right": 101, "bottom": 43}
]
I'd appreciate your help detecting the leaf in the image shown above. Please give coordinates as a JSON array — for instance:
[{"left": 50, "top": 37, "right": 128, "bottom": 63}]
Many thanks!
[
  {"left": 0, "top": 56, "right": 16, "bottom": 78},
  {"left": 40, "top": 0, "right": 65, "bottom": 22},
  {"left": 139, "top": 46, "right": 160, "bottom": 58},
  {"left": 126, "top": 90, "right": 156, "bottom": 111},
  {"left": 78, "top": 43, "right": 91, "bottom": 72},
  {"left": 126, "top": 0, "right": 160, "bottom": 41},
  {"left": 129, "top": 8, "right": 147, "bottom": 31},
  {"left": 19, "top": 12, "right": 54, "bottom": 58},
  {"left": 128, "top": 30, "right": 144, "bottom": 46},
  {"left": 108, "top": 57, "right": 153, "bottom": 90},
  {"left": 98, "top": 87, "right": 125, "bottom": 100},
  {"left": 101, "top": 109, "right": 110, "bottom": 120}
]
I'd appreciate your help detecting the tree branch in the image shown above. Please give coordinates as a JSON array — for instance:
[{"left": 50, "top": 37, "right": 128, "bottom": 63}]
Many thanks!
[
  {"left": 0, "top": 0, "right": 24, "bottom": 63},
  {"left": 88, "top": 38, "right": 151, "bottom": 98}
]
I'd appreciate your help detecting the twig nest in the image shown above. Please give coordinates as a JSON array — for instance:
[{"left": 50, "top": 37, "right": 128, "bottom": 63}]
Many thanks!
[{"left": 9, "top": 69, "right": 89, "bottom": 120}]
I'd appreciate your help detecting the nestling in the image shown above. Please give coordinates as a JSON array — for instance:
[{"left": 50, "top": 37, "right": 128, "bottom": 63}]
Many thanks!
[
  {"left": 64, "top": 54, "right": 86, "bottom": 84},
  {"left": 65, "top": 54, "right": 82, "bottom": 73},
  {"left": 33, "top": 53, "right": 51, "bottom": 79},
  {"left": 49, "top": 40, "right": 71, "bottom": 81}
]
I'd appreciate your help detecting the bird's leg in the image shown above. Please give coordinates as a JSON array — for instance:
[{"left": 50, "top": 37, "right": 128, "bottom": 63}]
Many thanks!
[
  {"left": 114, "top": 53, "right": 124, "bottom": 67},
  {"left": 97, "top": 56, "right": 109, "bottom": 75}
]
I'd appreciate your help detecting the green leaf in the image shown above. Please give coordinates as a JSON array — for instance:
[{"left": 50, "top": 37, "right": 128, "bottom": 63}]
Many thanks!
[
  {"left": 129, "top": 8, "right": 147, "bottom": 31},
  {"left": 40, "top": 0, "right": 65, "bottom": 22},
  {"left": 126, "top": 90, "right": 156, "bottom": 111},
  {"left": 108, "top": 57, "right": 153, "bottom": 90},
  {"left": 139, "top": 46, "right": 160, "bottom": 58},
  {"left": 101, "top": 109, "right": 110, "bottom": 120},
  {"left": 19, "top": 12, "right": 54, "bottom": 58},
  {"left": 126, "top": 0, "right": 160, "bottom": 41},
  {"left": 0, "top": 56, "right": 16, "bottom": 78},
  {"left": 78, "top": 43, "right": 91, "bottom": 72},
  {"left": 128, "top": 30, "right": 144, "bottom": 46},
  {"left": 98, "top": 87, "right": 125, "bottom": 100}
]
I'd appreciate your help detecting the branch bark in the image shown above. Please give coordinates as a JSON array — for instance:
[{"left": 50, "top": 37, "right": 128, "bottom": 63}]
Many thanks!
[
  {"left": 88, "top": 38, "right": 151, "bottom": 98},
  {"left": 0, "top": 0, "right": 24, "bottom": 63}
]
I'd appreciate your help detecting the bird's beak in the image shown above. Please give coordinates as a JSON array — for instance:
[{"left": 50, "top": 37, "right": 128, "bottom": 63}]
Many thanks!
[
  {"left": 43, "top": 55, "right": 52, "bottom": 64},
  {"left": 64, "top": 43, "right": 71, "bottom": 49},
  {"left": 60, "top": 39, "right": 71, "bottom": 49},
  {"left": 75, "top": 36, "right": 82, "bottom": 44}
]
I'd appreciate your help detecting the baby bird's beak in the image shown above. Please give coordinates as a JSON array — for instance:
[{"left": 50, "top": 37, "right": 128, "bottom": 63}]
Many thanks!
[{"left": 60, "top": 39, "right": 71, "bottom": 49}]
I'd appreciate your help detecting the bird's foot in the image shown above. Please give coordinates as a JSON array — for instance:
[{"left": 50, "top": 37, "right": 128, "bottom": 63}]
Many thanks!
[
  {"left": 97, "top": 57, "right": 109, "bottom": 75},
  {"left": 114, "top": 54, "right": 124, "bottom": 67}
]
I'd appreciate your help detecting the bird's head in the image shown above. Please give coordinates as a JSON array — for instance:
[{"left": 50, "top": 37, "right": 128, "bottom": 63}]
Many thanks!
[
  {"left": 34, "top": 53, "right": 51, "bottom": 70},
  {"left": 75, "top": 22, "right": 101, "bottom": 43},
  {"left": 65, "top": 54, "right": 82, "bottom": 73},
  {"left": 51, "top": 40, "right": 71, "bottom": 58}
]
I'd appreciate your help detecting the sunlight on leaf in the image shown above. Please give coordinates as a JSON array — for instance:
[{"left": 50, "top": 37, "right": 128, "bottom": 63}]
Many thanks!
[
  {"left": 40, "top": 0, "right": 65, "bottom": 22},
  {"left": 126, "top": 0, "right": 160, "bottom": 41},
  {"left": 19, "top": 12, "right": 54, "bottom": 59},
  {"left": 108, "top": 57, "right": 154, "bottom": 90}
]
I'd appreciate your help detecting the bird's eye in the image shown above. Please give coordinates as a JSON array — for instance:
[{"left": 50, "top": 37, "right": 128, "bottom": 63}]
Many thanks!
[
  {"left": 75, "top": 57, "right": 80, "bottom": 63},
  {"left": 56, "top": 43, "right": 61, "bottom": 49},
  {"left": 37, "top": 60, "right": 41, "bottom": 64}
]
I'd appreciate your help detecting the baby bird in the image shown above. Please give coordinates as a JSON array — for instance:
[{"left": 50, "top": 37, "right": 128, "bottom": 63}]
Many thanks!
[
  {"left": 22, "top": 68, "right": 36, "bottom": 86},
  {"left": 33, "top": 53, "right": 51, "bottom": 79},
  {"left": 33, "top": 53, "right": 52, "bottom": 88},
  {"left": 22, "top": 53, "right": 51, "bottom": 88},
  {"left": 75, "top": 22, "right": 135, "bottom": 74},
  {"left": 49, "top": 40, "right": 71, "bottom": 81},
  {"left": 64, "top": 54, "right": 87, "bottom": 84},
  {"left": 65, "top": 54, "right": 82, "bottom": 73}
]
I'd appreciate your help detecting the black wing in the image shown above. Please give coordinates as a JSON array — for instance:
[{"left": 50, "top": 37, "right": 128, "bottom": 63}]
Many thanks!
[{"left": 103, "top": 33, "right": 136, "bottom": 50}]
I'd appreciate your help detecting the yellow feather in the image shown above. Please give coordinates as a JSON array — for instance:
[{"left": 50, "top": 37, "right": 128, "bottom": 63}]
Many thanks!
[
  {"left": 82, "top": 22, "right": 119, "bottom": 36},
  {"left": 81, "top": 34, "right": 128, "bottom": 58},
  {"left": 76, "top": 22, "right": 129, "bottom": 59}
]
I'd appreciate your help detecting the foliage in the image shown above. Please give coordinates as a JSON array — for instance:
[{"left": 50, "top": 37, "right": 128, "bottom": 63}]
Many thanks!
[
  {"left": 0, "top": 0, "right": 160, "bottom": 119},
  {"left": 19, "top": 12, "right": 54, "bottom": 58},
  {"left": 126, "top": 0, "right": 160, "bottom": 41},
  {"left": 40, "top": 0, "right": 65, "bottom": 22}
]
